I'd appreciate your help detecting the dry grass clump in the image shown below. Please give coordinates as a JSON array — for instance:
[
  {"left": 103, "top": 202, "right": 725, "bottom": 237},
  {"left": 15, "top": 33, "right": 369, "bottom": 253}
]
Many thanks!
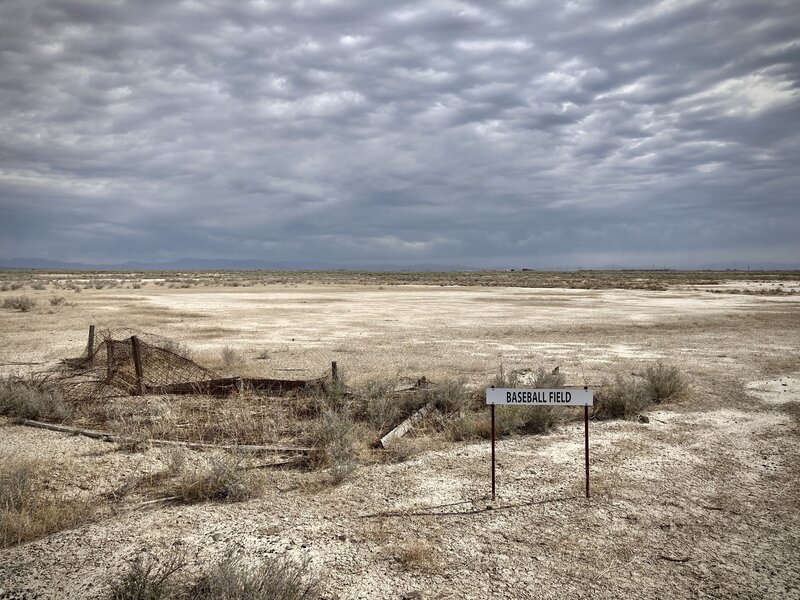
[
  {"left": 593, "top": 374, "right": 647, "bottom": 420},
  {"left": 305, "top": 411, "right": 364, "bottom": 484},
  {"left": 446, "top": 366, "right": 570, "bottom": 440},
  {"left": 0, "top": 378, "right": 72, "bottom": 422},
  {"left": 190, "top": 554, "right": 321, "bottom": 600},
  {"left": 380, "top": 437, "right": 421, "bottom": 463},
  {"left": 495, "top": 366, "right": 567, "bottom": 436},
  {"left": 396, "top": 539, "right": 440, "bottom": 572},
  {"left": 0, "top": 458, "right": 93, "bottom": 548},
  {"left": 102, "top": 395, "right": 282, "bottom": 448},
  {"left": 220, "top": 346, "right": 246, "bottom": 373},
  {"left": 110, "top": 552, "right": 186, "bottom": 600},
  {"left": 644, "top": 363, "right": 688, "bottom": 402},
  {"left": 171, "top": 455, "right": 261, "bottom": 503},
  {"left": 350, "top": 380, "right": 427, "bottom": 432},
  {"left": 444, "top": 411, "right": 492, "bottom": 441},
  {"left": 422, "top": 378, "right": 473, "bottom": 414},
  {"left": 594, "top": 363, "right": 687, "bottom": 420},
  {"left": 2, "top": 295, "right": 36, "bottom": 312}
]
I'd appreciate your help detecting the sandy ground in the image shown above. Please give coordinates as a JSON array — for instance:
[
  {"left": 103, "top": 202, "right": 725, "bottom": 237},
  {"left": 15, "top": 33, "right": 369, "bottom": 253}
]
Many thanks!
[{"left": 1, "top": 282, "right": 799, "bottom": 599}]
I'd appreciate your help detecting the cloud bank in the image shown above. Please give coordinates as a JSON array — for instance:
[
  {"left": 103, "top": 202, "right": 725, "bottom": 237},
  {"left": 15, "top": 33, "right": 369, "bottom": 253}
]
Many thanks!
[{"left": 1, "top": 0, "right": 798, "bottom": 268}]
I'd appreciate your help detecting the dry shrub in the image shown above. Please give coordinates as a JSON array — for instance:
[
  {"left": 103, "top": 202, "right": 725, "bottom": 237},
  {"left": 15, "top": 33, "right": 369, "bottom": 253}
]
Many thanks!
[
  {"left": 644, "top": 363, "right": 688, "bottom": 402},
  {"left": 594, "top": 364, "right": 688, "bottom": 420},
  {"left": 0, "top": 458, "right": 93, "bottom": 548},
  {"left": 306, "top": 411, "right": 363, "bottom": 484},
  {"left": 351, "top": 380, "right": 427, "bottom": 433},
  {"left": 2, "top": 295, "right": 36, "bottom": 312},
  {"left": 109, "top": 552, "right": 186, "bottom": 600},
  {"left": 445, "top": 411, "right": 492, "bottom": 441},
  {"left": 381, "top": 437, "right": 420, "bottom": 463},
  {"left": 423, "top": 378, "right": 471, "bottom": 414},
  {"left": 486, "top": 366, "right": 568, "bottom": 436},
  {"left": 172, "top": 454, "right": 260, "bottom": 503},
  {"left": 593, "top": 374, "right": 648, "bottom": 420},
  {"left": 191, "top": 553, "right": 321, "bottom": 600},
  {"left": 220, "top": 346, "right": 245, "bottom": 372},
  {"left": 163, "top": 447, "right": 188, "bottom": 476},
  {"left": 498, "top": 404, "right": 563, "bottom": 435},
  {"left": 0, "top": 378, "right": 71, "bottom": 422},
  {"left": 49, "top": 296, "right": 66, "bottom": 306},
  {"left": 531, "top": 366, "right": 566, "bottom": 389}
]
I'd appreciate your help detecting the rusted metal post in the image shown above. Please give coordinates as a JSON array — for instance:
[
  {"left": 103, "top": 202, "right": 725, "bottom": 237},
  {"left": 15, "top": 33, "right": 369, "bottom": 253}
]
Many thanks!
[
  {"left": 130, "top": 335, "right": 144, "bottom": 396},
  {"left": 87, "top": 325, "right": 95, "bottom": 358},
  {"left": 584, "top": 404, "right": 590, "bottom": 499},
  {"left": 331, "top": 361, "right": 338, "bottom": 383},
  {"left": 491, "top": 403, "right": 496, "bottom": 501}
]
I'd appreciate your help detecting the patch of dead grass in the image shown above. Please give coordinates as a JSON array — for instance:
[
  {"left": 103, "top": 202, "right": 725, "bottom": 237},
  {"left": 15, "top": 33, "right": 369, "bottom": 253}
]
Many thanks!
[
  {"left": 0, "top": 457, "right": 95, "bottom": 548},
  {"left": 395, "top": 538, "right": 441, "bottom": 573}
]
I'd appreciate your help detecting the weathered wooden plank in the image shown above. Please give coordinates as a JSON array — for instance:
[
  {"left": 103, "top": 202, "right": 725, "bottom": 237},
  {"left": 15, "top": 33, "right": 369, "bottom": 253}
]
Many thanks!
[{"left": 379, "top": 402, "right": 435, "bottom": 448}]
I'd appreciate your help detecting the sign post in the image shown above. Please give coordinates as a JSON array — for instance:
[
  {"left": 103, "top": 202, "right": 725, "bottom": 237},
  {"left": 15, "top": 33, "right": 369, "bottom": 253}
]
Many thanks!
[{"left": 486, "top": 386, "right": 593, "bottom": 500}]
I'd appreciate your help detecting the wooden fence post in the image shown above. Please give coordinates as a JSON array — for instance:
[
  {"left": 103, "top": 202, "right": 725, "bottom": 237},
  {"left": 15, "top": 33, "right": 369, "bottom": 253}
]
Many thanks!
[
  {"left": 87, "top": 325, "right": 95, "bottom": 358},
  {"left": 130, "top": 336, "right": 144, "bottom": 396},
  {"left": 331, "top": 361, "right": 338, "bottom": 383}
]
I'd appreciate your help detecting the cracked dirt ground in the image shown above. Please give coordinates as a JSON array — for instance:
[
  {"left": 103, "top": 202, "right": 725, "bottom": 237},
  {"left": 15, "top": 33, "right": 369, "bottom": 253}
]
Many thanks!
[{"left": 0, "top": 282, "right": 798, "bottom": 599}]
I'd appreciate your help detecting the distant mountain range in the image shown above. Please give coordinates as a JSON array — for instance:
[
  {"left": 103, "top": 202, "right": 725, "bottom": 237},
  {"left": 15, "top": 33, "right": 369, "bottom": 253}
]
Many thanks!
[
  {"left": 0, "top": 257, "right": 797, "bottom": 271},
  {"left": 0, "top": 257, "right": 479, "bottom": 271}
]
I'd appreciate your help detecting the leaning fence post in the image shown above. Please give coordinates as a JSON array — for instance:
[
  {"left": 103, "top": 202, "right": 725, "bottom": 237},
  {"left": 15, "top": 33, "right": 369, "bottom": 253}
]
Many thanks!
[
  {"left": 130, "top": 336, "right": 144, "bottom": 396},
  {"left": 87, "top": 325, "right": 95, "bottom": 358}
]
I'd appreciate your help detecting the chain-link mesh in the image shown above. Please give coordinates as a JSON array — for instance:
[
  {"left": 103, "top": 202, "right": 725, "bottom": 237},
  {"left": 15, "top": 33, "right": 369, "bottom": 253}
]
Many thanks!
[{"left": 54, "top": 328, "right": 218, "bottom": 402}]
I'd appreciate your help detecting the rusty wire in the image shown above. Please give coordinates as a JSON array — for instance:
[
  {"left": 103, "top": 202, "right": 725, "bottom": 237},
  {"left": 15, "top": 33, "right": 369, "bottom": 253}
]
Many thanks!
[{"left": 53, "top": 328, "right": 218, "bottom": 402}]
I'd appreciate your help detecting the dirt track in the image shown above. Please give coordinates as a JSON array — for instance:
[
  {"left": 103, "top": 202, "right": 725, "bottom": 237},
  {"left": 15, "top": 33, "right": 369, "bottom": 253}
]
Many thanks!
[{"left": 1, "top": 282, "right": 798, "bottom": 599}]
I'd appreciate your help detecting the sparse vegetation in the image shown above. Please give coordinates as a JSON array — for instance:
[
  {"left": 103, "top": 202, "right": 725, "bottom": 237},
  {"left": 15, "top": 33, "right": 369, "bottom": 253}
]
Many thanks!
[
  {"left": 171, "top": 454, "right": 260, "bottom": 503},
  {"left": 0, "top": 378, "right": 71, "bottom": 421},
  {"left": 306, "top": 410, "right": 363, "bottom": 484},
  {"left": 0, "top": 458, "right": 93, "bottom": 548},
  {"left": 593, "top": 374, "right": 648, "bottom": 420},
  {"left": 190, "top": 554, "right": 321, "bottom": 600},
  {"left": 594, "top": 363, "right": 687, "bottom": 420},
  {"left": 49, "top": 295, "right": 67, "bottom": 306},
  {"left": 2, "top": 295, "right": 36, "bottom": 312},
  {"left": 423, "top": 378, "right": 471, "bottom": 414},
  {"left": 644, "top": 363, "right": 688, "bottom": 402},
  {"left": 220, "top": 346, "right": 245, "bottom": 372},
  {"left": 109, "top": 552, "right": 186, "bottom": 600},
  {"left": 396, "top": 539, "right": 440, "bottom": 572}
]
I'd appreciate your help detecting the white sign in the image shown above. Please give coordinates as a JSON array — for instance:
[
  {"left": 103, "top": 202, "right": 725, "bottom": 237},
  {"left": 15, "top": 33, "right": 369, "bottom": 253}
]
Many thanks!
[{"left": 486, "top": 388, "right": 593, "bottom": 406}]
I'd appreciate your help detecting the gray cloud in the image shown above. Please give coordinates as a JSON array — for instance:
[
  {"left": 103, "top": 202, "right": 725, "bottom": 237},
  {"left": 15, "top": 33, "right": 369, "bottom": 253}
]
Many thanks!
[{"left": 1, "top": 0, "right": 798, "bottom": 268}]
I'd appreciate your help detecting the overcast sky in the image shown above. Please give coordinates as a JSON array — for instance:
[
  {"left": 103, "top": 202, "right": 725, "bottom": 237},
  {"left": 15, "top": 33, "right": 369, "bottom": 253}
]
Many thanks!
[{"left": 1, "top": 0, "right": 798, "bottom": 268}]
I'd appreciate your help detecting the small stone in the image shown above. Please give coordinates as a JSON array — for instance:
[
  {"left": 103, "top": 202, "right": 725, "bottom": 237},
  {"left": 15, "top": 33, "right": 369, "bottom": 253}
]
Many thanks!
[
  {"left": 212, "top": 533, "right": 225, "bottom": 542},
  {"left": 637, "top": 414, "right": 650, "bottom": 423},
  {"left": 402, "top": 592, "right": 423, "bottom": 600}
]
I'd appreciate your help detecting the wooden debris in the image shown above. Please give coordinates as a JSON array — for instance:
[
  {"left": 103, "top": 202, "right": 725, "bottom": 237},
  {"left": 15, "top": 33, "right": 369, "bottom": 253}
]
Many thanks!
[
  {"left": 145, "top": 375, "right": 327, "bottom": 397},
  {"left": 378, "top": 402, "right": 435, "bottom": 448},
  {"left": 21, "top": 419, "right": 310, "bottom": 454}
]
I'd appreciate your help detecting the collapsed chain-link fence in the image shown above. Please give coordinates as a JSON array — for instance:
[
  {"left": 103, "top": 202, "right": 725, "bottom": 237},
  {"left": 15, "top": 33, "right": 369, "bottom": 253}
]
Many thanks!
[
  {"left": 51, "top": 328, "right": 327, "bottom": 402},
  {"left": 54, "top": 328, "right": 219, "bottom": 402}
]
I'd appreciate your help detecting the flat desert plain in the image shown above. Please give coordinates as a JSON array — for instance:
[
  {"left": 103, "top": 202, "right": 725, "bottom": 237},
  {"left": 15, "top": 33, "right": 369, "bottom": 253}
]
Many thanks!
[{"left": 0, "top": 276, "right": 798, "bottom": 599}]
